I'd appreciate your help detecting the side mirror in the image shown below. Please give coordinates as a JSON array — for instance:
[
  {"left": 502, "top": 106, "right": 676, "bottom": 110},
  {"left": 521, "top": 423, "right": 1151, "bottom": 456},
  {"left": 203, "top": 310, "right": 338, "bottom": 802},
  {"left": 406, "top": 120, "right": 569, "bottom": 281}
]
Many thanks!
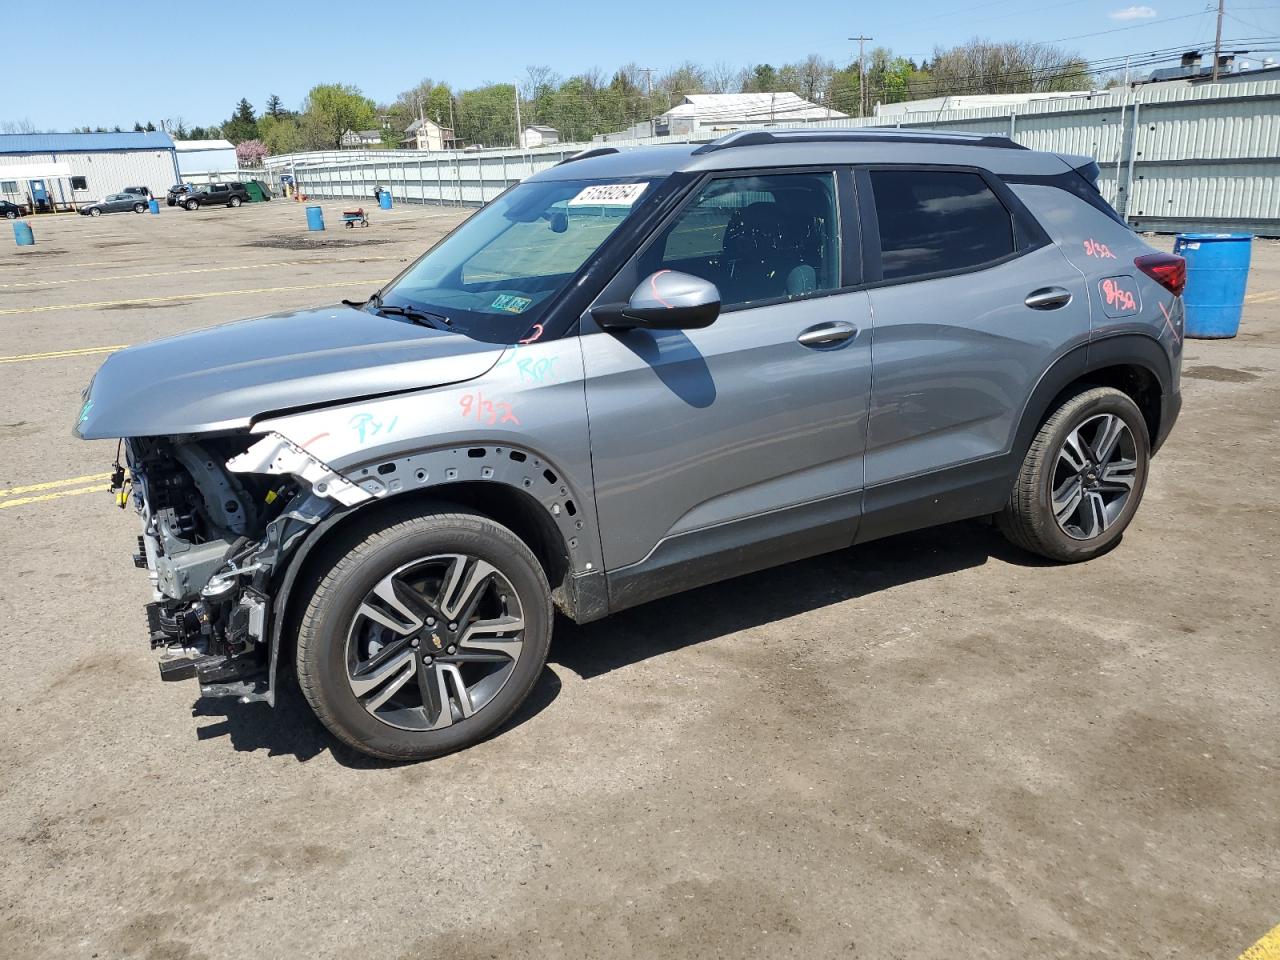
[{"left": 595, "top": 270, "right": 721, "bottom": 331}]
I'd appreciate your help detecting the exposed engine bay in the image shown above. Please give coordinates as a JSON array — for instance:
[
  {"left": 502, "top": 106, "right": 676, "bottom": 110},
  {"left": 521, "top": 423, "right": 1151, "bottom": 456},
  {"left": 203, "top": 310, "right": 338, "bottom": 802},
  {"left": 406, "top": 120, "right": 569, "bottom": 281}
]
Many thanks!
[{"left": 123, "top": 432, "right": 339, "bottom": 702}]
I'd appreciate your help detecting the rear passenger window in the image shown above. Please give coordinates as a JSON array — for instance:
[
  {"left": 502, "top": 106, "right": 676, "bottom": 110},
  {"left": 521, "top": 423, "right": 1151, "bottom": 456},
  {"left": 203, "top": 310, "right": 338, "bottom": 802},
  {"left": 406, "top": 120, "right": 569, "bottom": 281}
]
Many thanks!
[
  {"left": 869, "top": 170, "right": 1014, "bottom": 281},
  {"left": 645, "top": 172, "right": 839, "bottom": 309}
]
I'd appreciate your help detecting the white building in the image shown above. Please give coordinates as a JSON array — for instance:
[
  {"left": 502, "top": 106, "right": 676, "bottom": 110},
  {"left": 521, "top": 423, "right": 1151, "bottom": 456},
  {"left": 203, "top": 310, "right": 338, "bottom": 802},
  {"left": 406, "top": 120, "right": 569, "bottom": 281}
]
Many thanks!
[
  {"left": 873, "top": 91, "right": 1094, "bottom": 117},
  {"left": 174, "top": 139, "right": 237, "bottom": 176},
  {"left": 522, "top": 125, "right": 560, "bottom": 148},
  {"left": 0, "top": 131, "right": 179, "bottom": 210},
  {"left": 661, "top": 93, "right": 847, "bottom": 135},
  {"left": 341, "top": 129, "right": 385, "bottom": 148},
  {"left": 405, "top": 118, "right": 459, "bottom": 151}
]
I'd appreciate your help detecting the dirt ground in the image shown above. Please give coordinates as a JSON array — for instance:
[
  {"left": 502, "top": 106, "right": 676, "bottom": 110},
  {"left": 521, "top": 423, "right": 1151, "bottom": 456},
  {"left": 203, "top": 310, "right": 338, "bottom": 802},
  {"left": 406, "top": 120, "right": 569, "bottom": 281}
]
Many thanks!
[{"left": 0, "top": 199, "right": 1276, "bottom": 960}]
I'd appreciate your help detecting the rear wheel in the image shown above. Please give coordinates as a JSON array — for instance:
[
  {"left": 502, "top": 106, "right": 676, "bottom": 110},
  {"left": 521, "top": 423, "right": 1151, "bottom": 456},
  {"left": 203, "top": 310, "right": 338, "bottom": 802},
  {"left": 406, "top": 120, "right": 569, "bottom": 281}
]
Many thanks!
[
  {"left": 228, "top": 196, "right": 241, "bottom": 208},
  {"left": 296, "top": 507, "right": 552, "bottom": 761},
  {"left": 4, "top": 210, "right": 16, "bottom": 220},
  {"left": 998, "top": 386, "right": 1150, "bottom": 562},
  {"left": 89, "top": 208, "right": 102, "bottom": 217},
  {"left": 133, "top": 202, "right": 146, "bottom": 213}
]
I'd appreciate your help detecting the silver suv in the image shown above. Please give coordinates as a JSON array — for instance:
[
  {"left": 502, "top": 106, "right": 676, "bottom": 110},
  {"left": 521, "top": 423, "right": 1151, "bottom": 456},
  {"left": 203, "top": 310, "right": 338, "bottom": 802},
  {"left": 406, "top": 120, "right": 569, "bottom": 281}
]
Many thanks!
[{"left": 76, "top": 130, "right": 1185, "bottom": 760}]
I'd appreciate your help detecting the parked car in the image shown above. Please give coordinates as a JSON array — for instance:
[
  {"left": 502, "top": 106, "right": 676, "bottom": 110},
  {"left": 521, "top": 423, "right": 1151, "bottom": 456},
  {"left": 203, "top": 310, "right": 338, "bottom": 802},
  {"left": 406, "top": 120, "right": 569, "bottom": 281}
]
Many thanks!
[
  {"left": 180, "top": 182, "right": 250, "bottom": 210},
  {"left": 76, "top": 129, "right": 1186, "bottom": 761},
  {"left": 0, "top": 199, "right": 25, "bottom": 219},
  {"left": 165, "top": 184, "right": 193, "bottom": 207},
  {"left": 79, "top": 193, "right": 149, "bottom": 216},
  {"left": 122, "top": 186, "right": 152, "bottom": 199}
]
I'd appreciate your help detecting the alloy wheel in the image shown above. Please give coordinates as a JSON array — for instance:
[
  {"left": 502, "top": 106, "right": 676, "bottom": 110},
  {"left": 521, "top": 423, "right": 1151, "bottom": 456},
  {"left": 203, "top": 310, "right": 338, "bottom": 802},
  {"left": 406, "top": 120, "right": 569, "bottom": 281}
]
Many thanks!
[
  {"left": 345, "top": 554, "right": 525, "bottom": 731},
  {"left": 1051, "top": 413, "right": 1138, "bottom": 540}
]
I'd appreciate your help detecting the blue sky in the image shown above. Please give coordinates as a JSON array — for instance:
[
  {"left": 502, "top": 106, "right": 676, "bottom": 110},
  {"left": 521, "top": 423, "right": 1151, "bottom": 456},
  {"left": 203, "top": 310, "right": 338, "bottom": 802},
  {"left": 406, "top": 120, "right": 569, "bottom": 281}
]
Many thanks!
[{"left": 7, "top": 0, "right": 1278, "bottom": 130}]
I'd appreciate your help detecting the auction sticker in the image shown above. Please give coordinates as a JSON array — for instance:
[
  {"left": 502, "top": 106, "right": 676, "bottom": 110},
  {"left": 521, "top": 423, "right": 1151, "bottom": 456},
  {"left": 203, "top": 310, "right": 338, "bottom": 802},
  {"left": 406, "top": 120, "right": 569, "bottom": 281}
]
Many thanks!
[
  {"left": 568, "top": 182, "right": 648, "bottom": 206},
  {"left": 491, "top": 293, "right": 533, "bottom": 313}
]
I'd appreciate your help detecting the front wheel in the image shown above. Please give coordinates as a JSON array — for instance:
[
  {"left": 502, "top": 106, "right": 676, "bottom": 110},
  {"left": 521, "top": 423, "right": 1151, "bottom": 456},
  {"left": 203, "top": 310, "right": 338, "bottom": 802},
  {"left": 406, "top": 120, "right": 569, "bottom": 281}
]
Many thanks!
[
  {"left": 998, "top": 386, "right": 1150, "bottom": 562},
  {"left": 89, "top": 208, "right": 102, "bottom": 217},
  {"left": 296, "top": 507, "right": 552, "bottom": 761},
  {"left": 185, "top": 199, "right": 198, "bottom": 211},
  {"left": 4, "top": 210, "right": 16, "bottom": 220}
]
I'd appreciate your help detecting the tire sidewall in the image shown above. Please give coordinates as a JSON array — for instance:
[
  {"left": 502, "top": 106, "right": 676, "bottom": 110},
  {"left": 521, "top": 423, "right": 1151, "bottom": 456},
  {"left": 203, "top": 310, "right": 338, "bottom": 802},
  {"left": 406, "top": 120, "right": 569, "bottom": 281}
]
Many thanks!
[
  {"left": 1032, "top": 390, "right": 1151, "bottom": 560},
  {"left": 300, "top": 516, "right": 551, "bottom": 760}
]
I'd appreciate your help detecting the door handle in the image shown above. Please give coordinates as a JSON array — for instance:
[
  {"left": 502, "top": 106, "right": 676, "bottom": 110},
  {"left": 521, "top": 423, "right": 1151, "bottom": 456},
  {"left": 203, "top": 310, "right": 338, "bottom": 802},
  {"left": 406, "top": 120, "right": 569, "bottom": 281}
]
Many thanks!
[
  {"left": 797, "top": 321, "right": 858, "bottom": 348},
  {"left": 1025, "top": 287, "right": 1073, "bottom": 310}
]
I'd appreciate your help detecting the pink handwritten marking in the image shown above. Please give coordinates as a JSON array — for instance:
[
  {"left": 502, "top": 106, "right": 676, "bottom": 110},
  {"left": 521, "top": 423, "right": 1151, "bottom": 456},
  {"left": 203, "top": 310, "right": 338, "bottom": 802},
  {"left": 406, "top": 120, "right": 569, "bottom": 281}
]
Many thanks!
[
  {"left": 459, "top": 391, "right": 520, "bottom": 426},
  {"left": 1084, "top": 239, "right": 1117, "bottom": 260},
  {"left": 650, "top": 269, "right": 674, "bottom": 309},
  {"left": 519, "top": 323, "right": 544, "bottom": 344},
  {"left": 300, "top": 432, "right": 330, "bottom": 449},
  {"left": 1157, "top": 300, "right": 1181, "bottom": 344},
  {"left": 1101, "top": 278, "right": 1136, "bottom": 312}
]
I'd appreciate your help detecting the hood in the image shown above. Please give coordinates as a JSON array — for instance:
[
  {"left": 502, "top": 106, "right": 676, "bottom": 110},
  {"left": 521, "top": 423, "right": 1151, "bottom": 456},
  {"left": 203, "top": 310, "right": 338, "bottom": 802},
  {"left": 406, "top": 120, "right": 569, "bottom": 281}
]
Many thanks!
[{"left": 75, "top": 304, "right": 503, "bottom": 439}]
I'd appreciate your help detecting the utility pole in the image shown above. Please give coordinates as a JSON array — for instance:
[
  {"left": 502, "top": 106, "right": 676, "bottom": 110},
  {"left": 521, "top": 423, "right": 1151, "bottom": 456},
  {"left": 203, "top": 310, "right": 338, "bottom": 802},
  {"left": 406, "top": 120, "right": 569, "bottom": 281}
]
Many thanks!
[
  {"left": 640, "top": 67, "right": 656, "bottom": 138},
  {"left": 514, "top": 83, "right": 523, "bottom": 149},
  {"left": 1212, "top": 0, "right": 1225, "bottom": 81},
  {"left": 849, "top": 35, "right": 873, "bottom": 119}
]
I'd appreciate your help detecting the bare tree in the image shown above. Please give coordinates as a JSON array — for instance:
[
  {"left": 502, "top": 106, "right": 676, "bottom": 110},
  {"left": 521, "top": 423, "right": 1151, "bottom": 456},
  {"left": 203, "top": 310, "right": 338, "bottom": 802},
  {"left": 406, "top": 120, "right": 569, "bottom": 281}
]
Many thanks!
[
  {"left": 707, "top": 60, "right": 744, "bottom": 94},
  {"left": 928, "top": 39, "right": 1089, "bottom": 95},
  {"left": 0, "top": 118, "right": 36, "bottom": 134}
]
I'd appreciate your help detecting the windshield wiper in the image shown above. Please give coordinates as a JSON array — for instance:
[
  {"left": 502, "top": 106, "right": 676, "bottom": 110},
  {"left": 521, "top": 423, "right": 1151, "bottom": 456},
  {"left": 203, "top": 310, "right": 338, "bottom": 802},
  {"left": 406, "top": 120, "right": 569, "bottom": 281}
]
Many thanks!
[{"left": 362, "top": 292, "right": 453, "bottom": 331}]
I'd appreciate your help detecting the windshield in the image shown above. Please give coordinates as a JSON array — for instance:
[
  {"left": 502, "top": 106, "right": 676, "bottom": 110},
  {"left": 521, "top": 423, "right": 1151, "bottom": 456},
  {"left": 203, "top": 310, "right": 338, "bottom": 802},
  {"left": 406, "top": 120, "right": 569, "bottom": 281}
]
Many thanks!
[{"left": 378, "top": 176, "right": 654, "bottom": 343}]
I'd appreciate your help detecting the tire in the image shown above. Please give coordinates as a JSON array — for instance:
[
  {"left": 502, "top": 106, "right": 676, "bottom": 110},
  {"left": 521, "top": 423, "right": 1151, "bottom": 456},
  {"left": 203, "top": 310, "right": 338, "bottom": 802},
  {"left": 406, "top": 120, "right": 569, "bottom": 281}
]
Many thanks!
[
  {"left": 4, "top": 210, "right": 15, "bottom": 220},
  {"left": 998, "top": 386, "right": 1150, "bottom": 562},
  {"left": 296, "top": 506, "right": 553, "bottom": 761},
  {"left": 89, "top": 208, "right": 102, "bottom": 217},
  {"left": 228, "top": 196, "right": 241, "bottom": 207},
  {"left": 133, "top": 203, "right": 146, "bottom": 213},
  {"left": 166, "top": 199, "right": 176, "bottom": 207},
  {"left": 185, "top": 199, "right": 198, "bottom": 211}
]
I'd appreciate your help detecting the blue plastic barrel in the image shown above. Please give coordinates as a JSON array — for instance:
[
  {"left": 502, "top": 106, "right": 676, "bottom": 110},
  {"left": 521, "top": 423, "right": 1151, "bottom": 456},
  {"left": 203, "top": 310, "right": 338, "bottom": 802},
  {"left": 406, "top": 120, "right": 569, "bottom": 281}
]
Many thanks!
[
  {"left": 1173, "top": 233, "right": 1252, "bottom": 339},
  {"left": 148, "top": 199, "right": 160, "bottom": 214},
  {"left": 13, "top": 221, "right": 33, "bottom": 246},
  {"left": 378, "top": 190, "right": 392, "bottom": 210},
  {"left": 306, "top": 205, "right": 325, "bottom": 231}
]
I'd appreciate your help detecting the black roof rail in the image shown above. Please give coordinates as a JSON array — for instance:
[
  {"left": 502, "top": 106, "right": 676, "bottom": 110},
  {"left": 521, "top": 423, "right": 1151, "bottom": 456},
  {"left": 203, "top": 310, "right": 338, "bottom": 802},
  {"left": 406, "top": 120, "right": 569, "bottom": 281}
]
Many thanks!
[
  {"left": 690, "top": 128, "right": 1027, "bottom": 154},
  {"left": 556, "top": 146, "right": 621, "bottom": 165}
]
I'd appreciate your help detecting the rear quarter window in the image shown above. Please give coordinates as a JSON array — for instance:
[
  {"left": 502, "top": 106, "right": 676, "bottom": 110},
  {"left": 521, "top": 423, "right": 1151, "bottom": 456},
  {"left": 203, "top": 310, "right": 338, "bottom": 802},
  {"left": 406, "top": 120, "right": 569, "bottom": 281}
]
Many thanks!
[{"left": 869, "top": 169, "right": 1015, "bottom": 281}]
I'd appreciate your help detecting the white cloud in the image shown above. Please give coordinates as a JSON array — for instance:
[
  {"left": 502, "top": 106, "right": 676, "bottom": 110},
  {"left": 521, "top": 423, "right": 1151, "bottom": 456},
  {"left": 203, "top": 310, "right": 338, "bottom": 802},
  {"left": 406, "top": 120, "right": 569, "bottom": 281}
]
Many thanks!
[{"left": 1110, "top": 5, "right": 1158, "bottom": 19}]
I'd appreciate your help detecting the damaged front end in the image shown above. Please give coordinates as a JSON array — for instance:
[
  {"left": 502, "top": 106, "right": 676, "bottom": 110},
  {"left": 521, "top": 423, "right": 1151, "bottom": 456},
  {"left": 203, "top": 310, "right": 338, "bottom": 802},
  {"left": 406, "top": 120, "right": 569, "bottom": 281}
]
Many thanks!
[{"left": 123, "top": 431, "right": 365, "bottom": 704}]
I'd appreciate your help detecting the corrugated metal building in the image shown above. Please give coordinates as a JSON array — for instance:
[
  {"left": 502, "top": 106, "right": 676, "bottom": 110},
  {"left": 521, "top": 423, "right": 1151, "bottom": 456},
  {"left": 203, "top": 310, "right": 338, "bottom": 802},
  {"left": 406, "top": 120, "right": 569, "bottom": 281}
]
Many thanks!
[
  {"left": 0, "top": 132, "right": 179, "bottom": 210},
  {"left": 174, "top": 139, "right": 237, "bottom": 176}
]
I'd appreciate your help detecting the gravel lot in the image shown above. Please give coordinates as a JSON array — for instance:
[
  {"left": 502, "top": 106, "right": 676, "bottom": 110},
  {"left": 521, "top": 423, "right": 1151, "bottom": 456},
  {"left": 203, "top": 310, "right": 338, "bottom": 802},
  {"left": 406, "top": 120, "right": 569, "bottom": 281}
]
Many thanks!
[{"left": 0, "top": 200, "right": 1276, "bottom": 959}]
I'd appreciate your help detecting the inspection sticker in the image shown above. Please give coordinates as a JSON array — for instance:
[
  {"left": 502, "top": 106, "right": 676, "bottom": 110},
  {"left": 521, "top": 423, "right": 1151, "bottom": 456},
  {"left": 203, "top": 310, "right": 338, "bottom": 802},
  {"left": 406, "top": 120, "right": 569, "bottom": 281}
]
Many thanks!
[
  {"left": 568, "top": 182, "right": 648, "bottom": 206},
  {"left": 491, "top": 293, "right": 533, "bottom": 313}
]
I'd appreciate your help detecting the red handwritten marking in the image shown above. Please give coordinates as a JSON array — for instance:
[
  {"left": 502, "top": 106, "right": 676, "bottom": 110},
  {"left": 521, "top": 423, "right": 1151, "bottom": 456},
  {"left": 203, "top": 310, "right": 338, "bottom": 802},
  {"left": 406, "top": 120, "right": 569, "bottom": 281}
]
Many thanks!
[
  {"left": 1157, "top": 300, "right": 1181, "bottom": 344},
  {"left": 300, "top": 432, "right": 330, "bottom": 449},
  {"left": 519, "top": 323, "right": 544, "bottom": 344},
  {"left": 650, "top": 269, "right": 674, "bottom": 309}
]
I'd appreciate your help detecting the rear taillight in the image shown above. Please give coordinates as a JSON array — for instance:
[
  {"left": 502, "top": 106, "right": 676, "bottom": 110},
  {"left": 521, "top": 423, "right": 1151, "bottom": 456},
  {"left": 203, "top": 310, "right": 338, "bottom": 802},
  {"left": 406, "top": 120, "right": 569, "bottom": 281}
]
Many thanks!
[{"left": 1134, "top": 253, "right": 1186, "bottom": 296}]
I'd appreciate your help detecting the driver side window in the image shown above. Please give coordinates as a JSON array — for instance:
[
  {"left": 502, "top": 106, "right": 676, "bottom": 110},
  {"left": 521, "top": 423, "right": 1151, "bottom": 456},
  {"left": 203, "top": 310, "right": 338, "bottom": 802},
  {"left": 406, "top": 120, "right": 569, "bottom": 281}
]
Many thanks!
[{"left": 645, "top": 172, "right": 840, "bottom": 310}]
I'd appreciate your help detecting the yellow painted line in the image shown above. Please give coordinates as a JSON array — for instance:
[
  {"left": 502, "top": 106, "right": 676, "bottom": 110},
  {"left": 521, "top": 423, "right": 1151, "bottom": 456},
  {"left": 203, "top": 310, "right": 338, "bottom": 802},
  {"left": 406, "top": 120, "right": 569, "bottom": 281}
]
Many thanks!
[
  {"left": 0, "top": 482, "right": 112, "bottom": 509},
  {"left": 0, "top": 279, "right": 389, "bottom": 316},
  {"left": 1239, "top": 923, "right": 1280, "bottom": 960},
  {"left": 0, "top": 472, "right": 114, "bottom": 498},
  {"left": 0, "top": 254, "right": 402, "bottom": 289},
  {"left": 0, "top": 344, "right": 127, "bottom": 364}
]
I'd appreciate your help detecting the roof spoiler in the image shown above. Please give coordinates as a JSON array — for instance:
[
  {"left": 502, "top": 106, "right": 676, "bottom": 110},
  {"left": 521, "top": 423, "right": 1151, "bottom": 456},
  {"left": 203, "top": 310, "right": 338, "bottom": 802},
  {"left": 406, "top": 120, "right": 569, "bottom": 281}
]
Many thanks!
[{"left": 556, "top": 147, "right": 621, "bottom": 166}]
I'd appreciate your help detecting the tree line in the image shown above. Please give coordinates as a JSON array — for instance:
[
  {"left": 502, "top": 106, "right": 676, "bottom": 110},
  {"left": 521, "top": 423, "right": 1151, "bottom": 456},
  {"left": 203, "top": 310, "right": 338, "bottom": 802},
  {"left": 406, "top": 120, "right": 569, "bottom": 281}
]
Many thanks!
[{"left": 52, "top": 38, "right": 1093, "bottom": 155}]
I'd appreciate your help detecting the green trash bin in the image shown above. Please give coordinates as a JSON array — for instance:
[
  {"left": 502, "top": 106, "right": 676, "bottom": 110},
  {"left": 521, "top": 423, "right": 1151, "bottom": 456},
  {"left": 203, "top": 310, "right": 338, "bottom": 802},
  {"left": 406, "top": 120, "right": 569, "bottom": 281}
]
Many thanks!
[{"left": 244, "top": 181, "right": 267, "bottom": 203}]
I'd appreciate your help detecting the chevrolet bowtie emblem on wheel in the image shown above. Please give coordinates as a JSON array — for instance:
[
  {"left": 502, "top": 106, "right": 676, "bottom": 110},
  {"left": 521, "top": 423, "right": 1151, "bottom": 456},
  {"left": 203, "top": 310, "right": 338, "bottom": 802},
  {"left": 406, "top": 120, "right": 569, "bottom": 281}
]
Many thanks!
[{"left": 430, "top": 633, "right": 443, "bottom": 650}]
